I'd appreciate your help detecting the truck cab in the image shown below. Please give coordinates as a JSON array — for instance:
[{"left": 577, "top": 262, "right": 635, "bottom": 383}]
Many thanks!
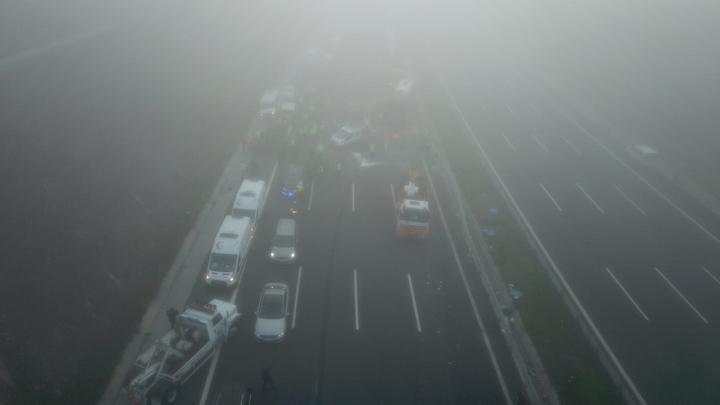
[
  {"left": 395, "top": 180, "right": 430, "bottom": 239},
  {"left": 129, "top": 300, "right": 240, "bottom": 405}
]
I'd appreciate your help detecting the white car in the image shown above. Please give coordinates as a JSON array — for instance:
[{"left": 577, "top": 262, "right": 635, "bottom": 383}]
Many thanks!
[
  {"left": 254, "top": 283, "right": 290, "bottom": 342},
  {"left": 330, "top": 125, "right": 371, "bottom": 147}
]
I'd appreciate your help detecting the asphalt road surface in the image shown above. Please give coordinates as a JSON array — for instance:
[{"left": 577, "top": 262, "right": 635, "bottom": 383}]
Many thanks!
[
  {"left": 417, "top": 53, "right": 720, "bottom": 405},
  {"left": 174, "top": 114, "right": 522, "bottom": 404}
]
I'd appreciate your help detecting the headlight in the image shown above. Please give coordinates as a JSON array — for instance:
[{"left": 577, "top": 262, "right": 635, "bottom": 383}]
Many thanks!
[
  {"left": 229, "top": 275, "right": 236, "bottom": 283},
  {"left": 270, "top": 251, "right": 275, "bottom": 258},
  {"left": 205, "top": 273, "right": 211, "bottom": 280},
  {"left": 290, "top": 252, "right": 296, "bottom": 258}
]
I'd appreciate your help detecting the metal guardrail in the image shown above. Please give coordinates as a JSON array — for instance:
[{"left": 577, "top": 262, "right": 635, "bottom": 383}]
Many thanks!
[{"left": 424, "top": 138, "right": 560, "bottom": 405}]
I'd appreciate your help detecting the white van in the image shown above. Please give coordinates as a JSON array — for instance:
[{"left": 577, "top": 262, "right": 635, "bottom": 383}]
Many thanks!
[
  {"left": 205, "top": 216, "right": 252, "bottom": 287},
  {"left": 259, "top": 89, "right": 279, "bottom": 118},
  {"left": 232, "top": 179, "right": 266, "bottom": 229}
]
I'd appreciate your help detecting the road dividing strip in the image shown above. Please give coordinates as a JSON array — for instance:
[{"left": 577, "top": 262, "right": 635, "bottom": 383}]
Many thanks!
[
  {"left": 529, "top": 133, "right": 549, "bottom": 153},
  {"left": 576, "top": 182, "right": 605, "bottom": 214},
  {"left": 351, "top": 182, "right": 356, "bottom": 213},
  {"left": 436, "top": 72, "right": 648, "bottom": 405},
  {"left": 612, "top": 184, "right": 647, "bottom": 217},
  {"left": 655, "top": 267, "right": 709, "bottom": 324},
  {"left": 390, "top": 184, "right": 397, "bottom": 208},
  {"left": 539, "top": 183, "right": 563, "bottom": 213},
  {"left": 424, "top": 163, "right": 513, "bottom": 405},
  {"left": 702, "top": 266, "right": 720, "bottom": 287},
  {"left": 406, "top": 274, "right": 423, "bottom": 333},
  {"left": 353, "top": 269, "right": 360, "bottom": 331},
  {"left": 292, "top": 266, "right": 303, "bottom": 329},
  {"left": 307, "top": 180, "right": 315, "bottom": 212},
  {"left": 500, "top": 132, "right": 517, "bottom": 152},
  {"left": 605, "top": 267, "right": 650, "bottom": 321},
  {"left": 559, "top": 135, "right": 582, "bottom": 156}
]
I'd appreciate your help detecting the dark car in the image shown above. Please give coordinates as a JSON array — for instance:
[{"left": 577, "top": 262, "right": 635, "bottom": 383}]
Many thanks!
[{"left": 281, "top": 164, "right": 305, "bottom": 200}]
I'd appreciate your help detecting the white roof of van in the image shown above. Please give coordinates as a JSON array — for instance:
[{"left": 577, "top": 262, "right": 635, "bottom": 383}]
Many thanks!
[
  {"left": 212, "top": 216, "right": 251, "bottom": 255},
  {"left": 234, "top": 180, "right": 265, "bottom": 209},
  {"left": 401, "top": 199, "right": 429, "bottom": 211},
  {"left": 261, "top": 89, "right": 278, "bottom": 103}
]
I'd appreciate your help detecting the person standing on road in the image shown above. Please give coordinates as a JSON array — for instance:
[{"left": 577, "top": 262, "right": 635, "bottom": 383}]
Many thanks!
[
  {"left": 166, "top": 307, "right": 179, "bottom": 329},
  {"left": 262, "top": 368, "right": 275, "bottom": 392}
]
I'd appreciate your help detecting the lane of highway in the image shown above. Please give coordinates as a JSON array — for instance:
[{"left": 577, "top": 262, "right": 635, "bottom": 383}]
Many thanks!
[
  {"left": 169, "top": 45, "right": 524, "bottom": 404},
  {"left": 432, "top": 60, "right": 720, "bottom": 404}
]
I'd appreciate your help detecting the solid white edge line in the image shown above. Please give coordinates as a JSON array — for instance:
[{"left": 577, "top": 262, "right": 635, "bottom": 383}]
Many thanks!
[
  {"left": 292, "top": 266, "right": 303, "bottom": 329},
  {"left": 539, "top": 183, "right": 563, "bottom": 212},
  {"left": 529, "top": 133, "right": 549, "bottom": 153},
  {"left": 424, "top": 160, "right": 513, "bottom": 405},
  {"left": 576, "top": 182, "right": 605, "bottom": 214},
  {"left": 500, "top": 132, "right": 517, "bottom": 152},
  {"left": 612, "top": 184, "right": 647, "bottom": 217},
  {"left": 353, "top": 269, "right": 360, "bottom": 331},
  {"left": 307, "top": 180, "right": 314, "bottom": 212},
  {"left": 533, "top": 87, "right": 720, "bottom": 244},
  {"left": 436, "top": 71, "right": 648, "bottom": 405},
  {"left": 655, "top": 267, "right": 709, "bottom": 324},
  {"left": 406, "top": 273, "right": 422, "bottom": 333},
  {"left": 198, "top": 349, "right": 221, "bottom": 405},
  {"left": 351, "top": 182, "right": 356, "bottom": 213},
  {"left": 390, "top": 183, "right": 396, "bottom": 208},
  {"left": 702, "top": 266, "right": 720, "bottom": 287},
  {"left": 605, "top": 267, "right": 650, "bottom": 321}
]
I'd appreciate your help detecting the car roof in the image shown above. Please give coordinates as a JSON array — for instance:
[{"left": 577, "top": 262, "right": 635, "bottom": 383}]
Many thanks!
[
  {"left": 234, "top": 180, "right": 265, "bottom": 209},
  {"left": 276, "top": 218, "right": 296, "bottom": 234},
  {"left": 212, "top": 216, "right": 251, "bottom": 254}
]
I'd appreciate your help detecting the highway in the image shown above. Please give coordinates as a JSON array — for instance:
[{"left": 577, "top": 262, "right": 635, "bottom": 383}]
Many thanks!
[
  {"left": 173, "top": 53, "right": 525, "bottom": 404},
  {"left": 416, "top": 54, "right": 720, "bottom": 404}
]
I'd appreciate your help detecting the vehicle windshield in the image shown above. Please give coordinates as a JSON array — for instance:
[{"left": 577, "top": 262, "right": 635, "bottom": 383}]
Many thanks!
[
  {"left": 232, "top": 208, "right": 256, "bottom": 220},
  {"left": 400, "top": 208, "right": 430, "bottom": 222},
  {"left": 272, "top": 235, "right": 294, "bottom": 248},
  {"left": 259, "top": 293, "right": 284, "bottom": 319},
  {"left": 209, "top": 253, "right": 237, "bottom": 273}
]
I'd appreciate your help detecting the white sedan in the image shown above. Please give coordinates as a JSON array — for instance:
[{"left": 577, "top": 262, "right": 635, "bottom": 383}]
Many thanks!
[
  {"left": 254, "top": 283, "right": 290, "bottom": 343},
  {"left": 330, "top": 125, "right": 371, "bottom": 147}
]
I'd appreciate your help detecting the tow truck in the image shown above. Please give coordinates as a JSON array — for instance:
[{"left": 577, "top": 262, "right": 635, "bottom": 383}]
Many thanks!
[
  {"left": 127, "top": 300, "right": 240, "bottom": 405},
  {"left": 395, "top": 173, "right": 431, "bottom": 239}
]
